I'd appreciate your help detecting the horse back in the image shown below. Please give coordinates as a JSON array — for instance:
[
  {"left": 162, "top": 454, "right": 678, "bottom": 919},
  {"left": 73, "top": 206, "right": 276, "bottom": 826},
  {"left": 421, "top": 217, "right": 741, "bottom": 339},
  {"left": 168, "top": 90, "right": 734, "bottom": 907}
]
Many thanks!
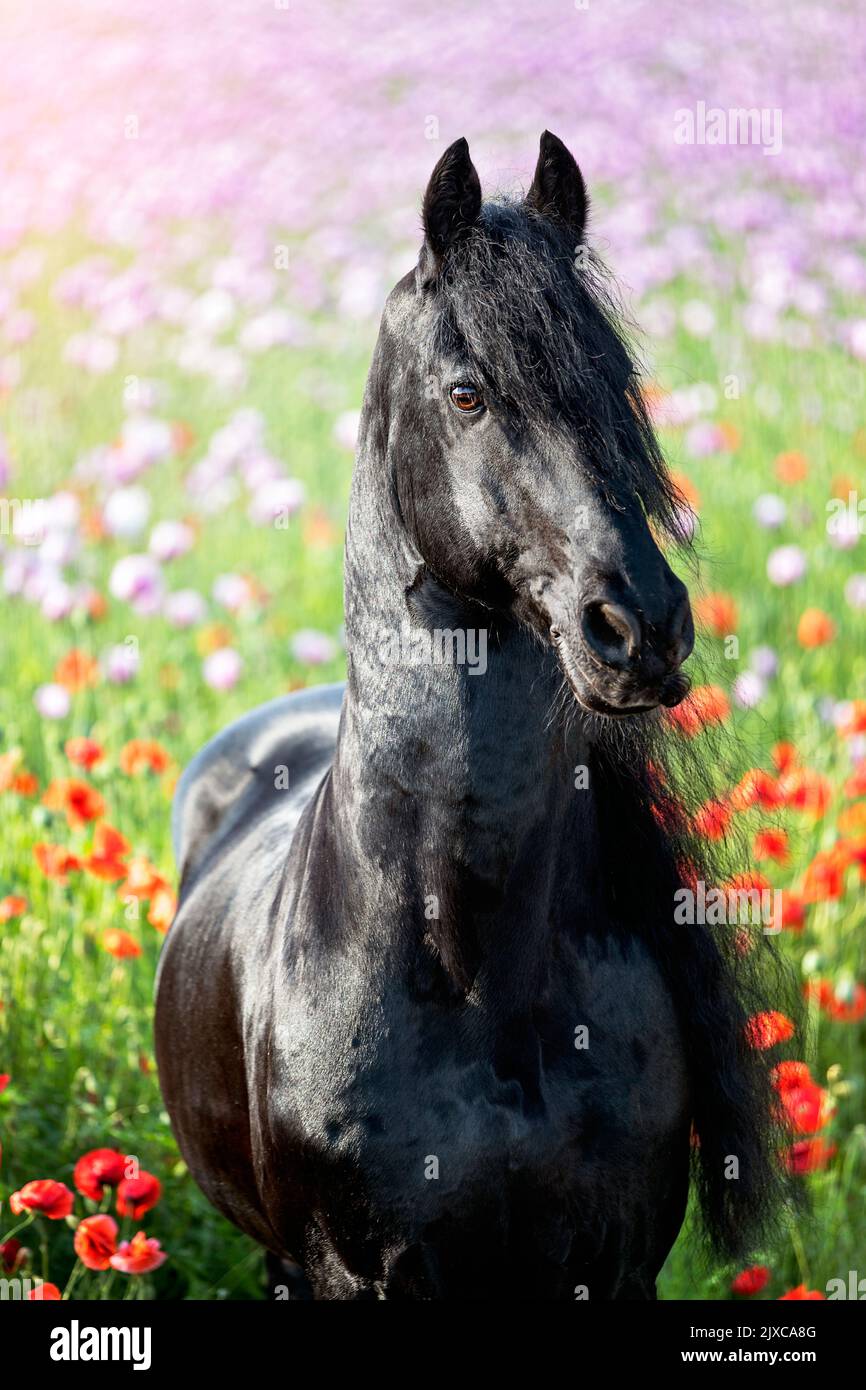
[{"left": 171, "top": 682, "right": 345, "bottom": 889}]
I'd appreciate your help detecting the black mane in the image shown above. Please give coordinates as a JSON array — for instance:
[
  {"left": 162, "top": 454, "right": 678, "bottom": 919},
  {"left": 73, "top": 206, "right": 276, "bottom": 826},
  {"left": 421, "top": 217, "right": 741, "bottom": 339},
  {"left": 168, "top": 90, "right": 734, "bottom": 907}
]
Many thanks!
[{"left": 430, "top": 198, "right": 681, "bottom": 534}]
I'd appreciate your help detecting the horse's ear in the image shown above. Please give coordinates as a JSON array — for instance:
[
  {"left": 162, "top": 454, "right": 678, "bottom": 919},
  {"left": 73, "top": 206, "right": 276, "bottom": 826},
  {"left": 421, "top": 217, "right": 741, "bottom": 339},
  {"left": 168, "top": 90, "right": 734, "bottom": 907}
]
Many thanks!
[
  {"left": 422, "top": 137, "right": 482, "bottom": 268},
  {"left": 526, "top": 130, "right": 588, "bottom": 242}
]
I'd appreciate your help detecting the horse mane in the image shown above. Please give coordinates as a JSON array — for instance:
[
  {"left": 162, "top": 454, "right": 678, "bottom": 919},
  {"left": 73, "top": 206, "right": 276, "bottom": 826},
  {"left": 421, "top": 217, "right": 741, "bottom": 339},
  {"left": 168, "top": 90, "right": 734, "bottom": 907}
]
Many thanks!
[
  {"left": 589, "top": 705, "right": 802, "bottom": 1263},
  {"left": 433, "top": 196, "right": 801, "bottom": 1263},
  {"left": 429, "top": 197, "right": 681, "bottom": 537}
]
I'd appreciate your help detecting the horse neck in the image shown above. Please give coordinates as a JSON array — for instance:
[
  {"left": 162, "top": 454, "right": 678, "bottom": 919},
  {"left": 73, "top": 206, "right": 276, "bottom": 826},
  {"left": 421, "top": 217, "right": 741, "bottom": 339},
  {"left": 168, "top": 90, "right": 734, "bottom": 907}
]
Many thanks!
[{"left": 327, "top": 438, "right": 608, "bottom": 994}]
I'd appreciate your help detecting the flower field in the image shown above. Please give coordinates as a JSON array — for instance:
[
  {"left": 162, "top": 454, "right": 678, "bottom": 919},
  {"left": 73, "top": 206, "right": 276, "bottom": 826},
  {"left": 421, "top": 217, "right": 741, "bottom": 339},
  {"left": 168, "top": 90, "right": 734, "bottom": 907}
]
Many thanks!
[{"left": 1, "top": 0, "right": 865, "bottom": 1300}]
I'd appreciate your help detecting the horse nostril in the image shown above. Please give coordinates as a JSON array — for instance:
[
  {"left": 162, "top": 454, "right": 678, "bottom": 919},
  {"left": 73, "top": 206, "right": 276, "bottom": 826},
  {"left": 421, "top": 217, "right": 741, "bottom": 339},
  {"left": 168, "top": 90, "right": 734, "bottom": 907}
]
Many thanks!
[
  {"left": 581, "top": 599, "right": 642, "bottom": 669},
  {"left": 668, "top": 595, "right": 695, "bottom": 668}
]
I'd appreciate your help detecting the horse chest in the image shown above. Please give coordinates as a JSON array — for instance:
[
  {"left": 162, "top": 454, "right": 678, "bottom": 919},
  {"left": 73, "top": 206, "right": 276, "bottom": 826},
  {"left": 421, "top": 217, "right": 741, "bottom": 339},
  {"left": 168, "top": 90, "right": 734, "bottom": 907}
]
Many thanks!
[{"left": 266, "top": 936, "right": 690, "bottom": 1291}]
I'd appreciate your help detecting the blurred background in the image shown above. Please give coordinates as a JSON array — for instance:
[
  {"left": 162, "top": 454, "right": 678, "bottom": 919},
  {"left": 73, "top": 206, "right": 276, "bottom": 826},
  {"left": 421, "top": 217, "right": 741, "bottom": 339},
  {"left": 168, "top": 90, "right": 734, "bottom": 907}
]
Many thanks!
[{"left": 0, "top": 0, "right": 865, "bottom": 1300}]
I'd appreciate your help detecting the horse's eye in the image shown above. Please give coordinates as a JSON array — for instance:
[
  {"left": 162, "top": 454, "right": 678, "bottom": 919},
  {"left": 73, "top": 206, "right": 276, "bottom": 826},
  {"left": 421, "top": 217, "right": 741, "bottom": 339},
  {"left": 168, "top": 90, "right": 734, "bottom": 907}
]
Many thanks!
[{"left": 450, "top": 384, "right": 483, "bottom": 413}]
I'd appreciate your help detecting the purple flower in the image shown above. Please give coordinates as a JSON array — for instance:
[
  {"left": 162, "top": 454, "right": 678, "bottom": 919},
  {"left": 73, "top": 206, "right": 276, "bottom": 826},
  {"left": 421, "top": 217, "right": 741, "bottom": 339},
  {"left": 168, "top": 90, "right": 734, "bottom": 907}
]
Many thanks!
[
  {"left": 109, "top": 553, "right": 165, "bottom": 615},
  {"left": 41, "top": 581, "right": 76, "bottom": 621},
  {"left": 212, "top": 573, "right": 254, "bottom": 612},
  {"left": 149, "top": 520, "right": 195, "bottom": 562},
  {"left": 749, "top": 646, "right": 779, "bottom": 679},
  {"left": 203, "top": 647, "right": 242, "bottom": 690},
  {"left": 848, "top": 320, "right": 866, "bottom": 361},
  {"left": 732, "top": 672, "right": 766, "bottom": 709},
  {"left": 767, "top": 545, "right": 807, "bottom": 586},
  {"left": 164, "top": 589, "right": 207, "bottom": 628},
  {"left": 752, "top": 494, "right": 787, "bottom": 529},
  {"left": 333, "top": 410, "right": 361, "bottom": 452},
  {"left": 844, "top": 574, "right": 866, "bottom": 610},
  {"left": 291, "top": 629, "right": 337, "bottom": 665},
  {"left": 248, "top": 478, "right": 305, "bottom": 526},
  {"left": 103, "top": 644, "right": 140, "bottom": 684},
  {"left": 34, "top": 682, "right": 71, "bottom": 719},
  {"left": 684, "top": 421, "right": 726, "bottom": 458},
  {"left": 827, "top": 511, "right": 860, "bottom": 551}
]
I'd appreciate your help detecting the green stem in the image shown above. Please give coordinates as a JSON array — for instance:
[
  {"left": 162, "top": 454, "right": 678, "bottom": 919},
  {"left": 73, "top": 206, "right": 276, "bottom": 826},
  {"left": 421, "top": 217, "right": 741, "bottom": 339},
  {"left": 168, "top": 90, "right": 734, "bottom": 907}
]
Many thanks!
[
  {"left": 0, "top": 1211, "right": 36, "bottom": 1246},
  {"left": 63, "top": 1259, "right": 85, "bottom": 1301}
]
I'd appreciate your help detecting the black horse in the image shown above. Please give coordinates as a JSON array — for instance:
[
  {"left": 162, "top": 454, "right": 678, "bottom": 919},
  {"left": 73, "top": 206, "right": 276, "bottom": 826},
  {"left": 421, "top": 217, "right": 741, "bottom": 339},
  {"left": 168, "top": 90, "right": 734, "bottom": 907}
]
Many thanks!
[{"left": 155, "top": 133, "right": 789, "bottom": 1299}]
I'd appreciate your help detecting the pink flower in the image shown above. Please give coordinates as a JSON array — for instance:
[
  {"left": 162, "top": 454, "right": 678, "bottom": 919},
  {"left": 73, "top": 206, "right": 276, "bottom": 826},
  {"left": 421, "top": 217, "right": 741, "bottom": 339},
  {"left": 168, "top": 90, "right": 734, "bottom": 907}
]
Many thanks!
[
  {"left": 291, "top": 629, "right": 337, "bottom": 665},
  {"left": 109, "top": 554, "right": 165, "bottom": 616},
  {"left": 103, "top": 644, "right": 140, "bottom": 684},
  {"left": 766, "top": 545, "right": 807, "bottom": 586},
  {"left": 110, "top": 1232, "right": 167, "bottom": 1275},
  {"left": 164, "top": 589, "right": 207, "bottom": 628},
  {"left": 212, "top": 574, "right": 255, "bottom": 613},
  {"left": 34, "top": 683, "right": 71, "bottom": 720},
  {"left": 149, "top": 520, "right": 195, "bottom": 562},
  {"left": 203, "top": 647, "right": 242, "bottom": 690},
  {"left": 752, "top": 494, "right": 787, "bottom": 529}
]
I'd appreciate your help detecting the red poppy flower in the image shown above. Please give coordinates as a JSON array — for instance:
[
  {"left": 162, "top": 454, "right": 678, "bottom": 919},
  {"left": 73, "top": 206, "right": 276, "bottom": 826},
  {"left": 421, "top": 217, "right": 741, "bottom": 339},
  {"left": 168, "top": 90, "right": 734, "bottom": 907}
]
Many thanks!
[
  {"left": 785, "top": 1139, "right": 836, "bottom": 1175},
  {"left": 109, "top": 1231, "right": 167, "bottom": 1275},
  {"left": 843, "top": 764, "right": 866, "bottom": 798},
  {"left": 73, "top": 1148, "right": 128, "bottom": 1201},
  {"left": 84, "top": 822, "right": 131, "bottom": 881},
  {"left": 0, "top": 895, "right": 28, "bottom": 921},
  {"left": 43, "top": 777, "right": 106, "bottom": 828},
  {"left": 778, "top": 767, "right": 832, "bottom": 820},
  {"left": 745, "top": 1011, "right": 795, "bottom": 1050},
  {"left": 0, "top": 1073, "right": 9, "bottom": 1094},
  {"left": 731, "top": 1265, "right": 770, "bottom": 1296},
  {"left": 28, "top": 1282, "right": 62, "bottom": 1300},
  {"left": 74, "top": 1215, "right": 118, "bottom": 1271},
  {"left": 806, "top": 978, "right": 866, "bottom": 1023},
  {"left": 669, "top": 470, "right": 701, "bottom": 513},
  {"left": 116, "top": 1171, "right": 162, "bottom": 1220},
  {"left": 778, "top": 1284, "right": 825, "bottom": 1300},
  {"left": 801, "top": 848, "right": 846, "bottom": 903},
  {"left": 65, "top": 736, "right": 105, "bottom": 770},
  {"left": 771, "top": 742, "right": 798, "bottom": 775},
  {"left": 779, "top": 892, "right": 806, "bottom": 931},
  {"left": 771, "top": 1060, "right": 813, "bottom": 1095},
  {"left": 778, "top": 1083, "right": 834, "bottom": 1135},
  {"left": 729, "top": 768, "right": 781, "bottom": 812},
  {"left": 117, "top": 857, "right": 169, "bottom": 900},
  {"left": 723, "top": 871, "right": 771, "bottom": 897},
  {"left": 9, "top": 1179, "right": 74, "bottom": 1220},
  {"left": 33, "top": 843, "right": 83, "bottom": 881},
  {"left": 666, "top": 685, "right": 730, "bottom": 737},
  {"left": 797, "top": 608, "right": 835, "bottom": 649},
  {"left": 837, "top": 701, "right": 866, "bottom": 737},
  {"left": 694, "top": 592, "right": 738, "bottom": 638},
  {"left": 54, "top": 649, "right": 100, "bottom": 691},
  {"left": 147, "top": 886, "right": 176, "bottom": 934},
  {"left": 102, "top": 929, "right": 142, "bottom": 960},
  {"left": 0, "top": 1236, "right": 26, "bottom": 1273},
  {"left": 753, "top": 828, "right": 789, "bottom": 864},
  {"left": 11, "top": 771, "right": 38, "bottom": 796},
  {"left": 119, "top": 739, "right": 172, "bottom": 776},
  {"left": 693, "top": 799, "right": 732, "bottom": 840},
  {"left": 774, "top": 451, "right": 809, "bottom": 484}
]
